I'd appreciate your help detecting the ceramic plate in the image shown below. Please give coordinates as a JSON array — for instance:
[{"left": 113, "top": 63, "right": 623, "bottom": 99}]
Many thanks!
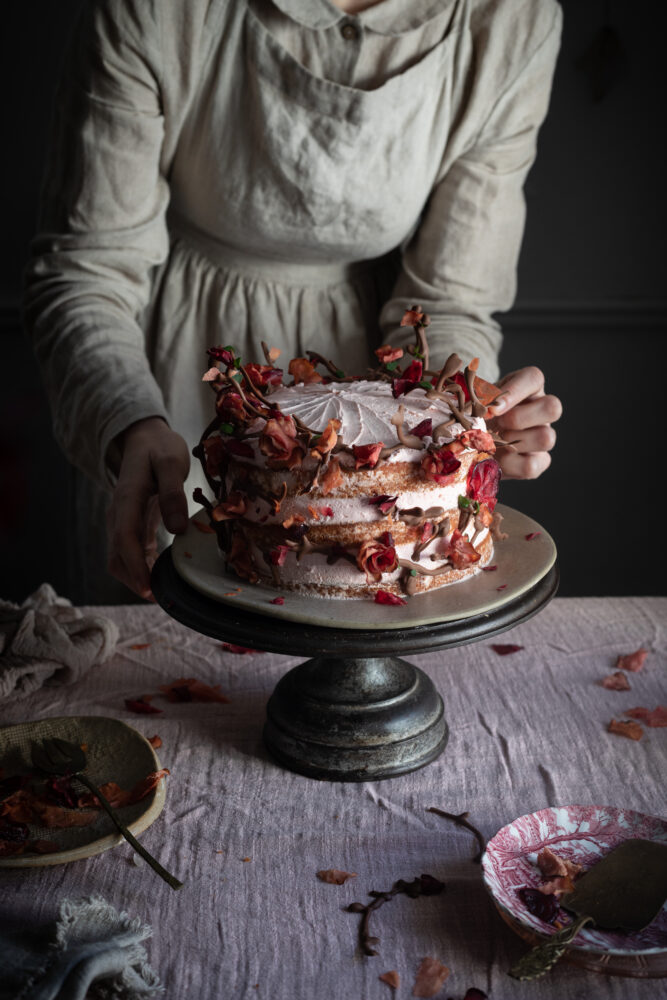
[
  {"left": 171, "top": 503, "right": 556, "bottom": 630},
  {"left": 0, "top": 716, "right": 166, "bottom": 868},
  {"left": 482, "top": 805, "right": 667, "bottom": 957}
]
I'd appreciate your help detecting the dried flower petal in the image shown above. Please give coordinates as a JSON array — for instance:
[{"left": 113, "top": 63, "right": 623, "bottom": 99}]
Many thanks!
[
  {"left": 410, "top": 419, "right": 432, "bottom": 438},
  {"left": 353, "top": 443, "right": 384, "bottom": 469},
  {"left": 412, "top": 957, "right": 450, "bottom": 998},
  {"left": 269, "top": 596, "right": 285, "bottom": 605},
  {"left": 626, "top": 705, "right": 667, "bottom": 727},
  {"left": 525, "top": 531, "right": 541, "bottom": 540},
  {"left": 463, "top": 990, "right": 488, "bottom": 1000},
  {"left": 379, "top": 971, "right": 400, "bottom": 990},
  {"left": 459, "top": 429, "right": 496, "bottom": 454},
  {"left": 129, "top": 643, "right": 151, "bottom": 651},
  {"left": 375, "top": 345, "right": 404, "bottom": 364},
  {"left": 125, "top": 698, "right": 162, "bottom": 715},
  {"left": 608, "top": 719, "right": 643, "bottom": 740},
  {"left": 537, "top": 847, "right": 583, "bottom": 880},
  {"left": 160, "top": 677, "right": 231, "bottom": 701},
  {"left": 518, "top": 887, "right": 559, "bottom": 924},
  {"left": 375, "top": 591, "right": 407, "bottom": 606},
  {"left": 616, "top": 648, "right": 649, "bottom": 672},
  {"left": 317, "top": 869, "right": 357, "bottom": 884},
  {"left": 357, "top": 538, "right": 398, "bottom": 583},
  {"left": 147, "top": 735, "right": 162, "bottom": 749},
  {"left": 288, "top": 357, "right": 323, "bottom": 385},
  {"left": 220, "top": 644, "right": 258, "bottom": 656},
  {"left": 481, "top": 564, "right": 497, "bottom": 572},
  {"left": 467, "top": 458, "right": 501, "bottom": 512},
  {"left": 601, "top": 671, "right": 631, "bottom": 691},
  {"left": 490, "top": 643, "right": 524, "bottom": 655}
]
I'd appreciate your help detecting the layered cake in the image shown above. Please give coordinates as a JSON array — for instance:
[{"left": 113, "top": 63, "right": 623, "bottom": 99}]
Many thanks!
[{"left": 193, "top": 309, "right": 505, "bottom": 601}]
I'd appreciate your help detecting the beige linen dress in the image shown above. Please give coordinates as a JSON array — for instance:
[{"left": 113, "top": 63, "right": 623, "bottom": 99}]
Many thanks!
[{"left": 24, "top": 0, "right": 561, "bottom": 602}]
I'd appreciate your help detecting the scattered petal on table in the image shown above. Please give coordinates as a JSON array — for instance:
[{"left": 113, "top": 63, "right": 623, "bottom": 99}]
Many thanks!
[
  {"left": 148, "top": 735, "right": 163, "bottom": 749},
  {"left": 608, "top": 719, "right": 644, "bottom": 741},
  {"left": 379, "top": 970, "right": 400, "bottom": 989},
  {"left": 317, "top": 869, "right": 357, "bottom": 885},
  {"left": 220, "top": 644, "right": 260, "bottom": 655},
  {"left": 77, "top": 769, "right": 170, "bottom": 809},
  {"left": 159, "top": 678, "right": 230, "bottom": 703},
  {"left": 490, "top": 643, "right": 523, "bottom": 655},
  {"left": 129, "top": 643, "right": 152, "bottom": 650},
  {"left": 125, "top": 697, "right": 162, "bottom": 715},
  {"left": 463, "top": 990, "right": 488, "bottom": 1000},
  {"left": 411, "top": 956, "right": 450, "bottom": 997},
  {"left": 625, "top": 705, "right": 667, "bottom": 727},
  {"left": 616, "top": 648, "right": 648, "bottom": 672},
  {"left": 601, "top": 671, "right": 631, "bottom": 691}
]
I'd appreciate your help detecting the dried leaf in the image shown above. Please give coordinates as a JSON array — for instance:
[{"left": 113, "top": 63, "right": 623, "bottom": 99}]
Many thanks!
[
  {"left": 412, "top": 957, "right": 450, "bottom": 998},
  {"left": 160, "top": 677, "right": 230, "bottom": 702},
  {"left": 626, "top": 706, "right": 667, "bottom": 727},
  {"left": 317, "top": 868, "right": 357, "bottom": 885},
  {"left": 601, "top": 670, "right": 631, "bottom": 691},
  {"left": 490, "top": 643, "right": 523, "bottom": 655},
  {"left": 379, "top": 971, "right": 400, "bottom": 989},
  {"left": 608, "top": 719, "right": 643, "bottom": 741},
  {"left": 616, "top": 648, "right": 648, "bottom": 672}
]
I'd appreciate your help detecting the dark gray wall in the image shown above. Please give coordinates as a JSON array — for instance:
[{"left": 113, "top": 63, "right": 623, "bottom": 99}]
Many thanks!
[{"left": 1, "top": 1, "right": 665, "bottom": 603}]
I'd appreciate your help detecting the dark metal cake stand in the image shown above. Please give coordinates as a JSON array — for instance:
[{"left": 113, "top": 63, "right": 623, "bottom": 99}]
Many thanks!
[{"left": 151, "top": 549, "right": 558, "bottom": 782}]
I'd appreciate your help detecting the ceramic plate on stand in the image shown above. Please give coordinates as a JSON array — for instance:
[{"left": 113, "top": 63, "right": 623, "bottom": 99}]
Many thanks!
[
  {"left": 482, "top": 805, "right": 667, "bottom": 978},
  {"left": 0, "top": 716, "right": 166, "bottom": 868}
]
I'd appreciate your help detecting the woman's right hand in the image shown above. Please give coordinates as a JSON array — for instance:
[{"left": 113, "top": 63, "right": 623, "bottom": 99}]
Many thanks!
[{"left": 106, "top": 417, "right": 191, "bottom": 600}]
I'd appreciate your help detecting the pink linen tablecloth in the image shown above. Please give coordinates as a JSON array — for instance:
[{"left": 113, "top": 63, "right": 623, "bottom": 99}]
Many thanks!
[{"left": 0, "top": 596, "right": 665, "bottom": 999}]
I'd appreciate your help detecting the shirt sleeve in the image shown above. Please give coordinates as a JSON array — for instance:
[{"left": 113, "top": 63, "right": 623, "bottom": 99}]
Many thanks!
[
  {"left": 379, "top": 3, "right": 563, "bottom": 382},
  {"left": 23, "top": 0, "right": 170, "bottom": 487}
]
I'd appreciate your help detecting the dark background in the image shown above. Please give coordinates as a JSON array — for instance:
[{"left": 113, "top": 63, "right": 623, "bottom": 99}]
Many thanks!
[{"left": 1, "top": 1, "right": 665, "bottom": 603}]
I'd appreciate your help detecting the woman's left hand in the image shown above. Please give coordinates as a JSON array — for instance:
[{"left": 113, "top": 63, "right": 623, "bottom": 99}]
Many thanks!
[{"left": 486, "top": 366, "right": 562, "bottom": 480}]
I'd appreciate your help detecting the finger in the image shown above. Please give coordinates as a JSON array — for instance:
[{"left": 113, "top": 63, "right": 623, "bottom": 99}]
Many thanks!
[
  {"left": 498, "top": 449, "right": 552, "bottom": 481},
  {"left": 488, "top": 366, "right": 545, "bottom": 416},
  {"left": 493, "top": 394, "right": 562, "bottom": 433},
  {"left": 108, "top": 461, "right": 155, "bottom": 599},
  {"left": 497, "top": 424, "right": 558, "bottom": 455},
  {"left": 153, "top": 454, "right": 189, "bottom": 533}
]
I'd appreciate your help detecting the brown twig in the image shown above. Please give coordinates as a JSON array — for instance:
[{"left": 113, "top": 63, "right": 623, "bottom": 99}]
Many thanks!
[
  {"left": 346, "top": 875, "right": 445, "bottom": 957},
  {"left": 426, "top": 807, "right": 486, "bottom": 863}
]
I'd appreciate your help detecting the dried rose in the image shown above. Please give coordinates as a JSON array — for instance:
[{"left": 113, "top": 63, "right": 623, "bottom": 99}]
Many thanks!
[
  {"left": 375, "top": 345, "right": 404, "bottom": 364},
  {"left": 212, "top": 491, "right": 249, "bottom": 521},
  {"left": 616, "top": 648, "right": 648, "bottom": 672},
  {"left": 446, "top": 530, "right": 481, "bottom": 569},
  {"left": 353, "top": 443, "right": 384, "bottom": 469},
  {"left": 288, "top": 357, "right": 323, "bottom": 384},
  {"left": 391, "top": 360, "right": 423, "bottom": 398},
  {"left": 601, "top": 671, "right": 631, "bottom": 691},
  {"left": 467, "top": 457, "right": 501, "bottom": 511},
  {"left": 207, "top": 346, "right": 239, "bottom": 366},
  {"left": 626, "top": 706, "right": 667, "bottom": 727},
  {"left": 228, "top": 533, "right": 259, "bottom": 583},
  {"left": 244, "top": 363, "right": 283, "bottom": 388},
  {"left": 259, "top": 413, "right": 304, "bottom": 470},
  {"left": 409, "top": 418, "right": 432, "bottom": 438},
  {"left": 400, "top": 307, "right": 430, "bottom": 328},
  {"left": 202, "top": 436, "right": 227, "bottom": 477},
  {"left": 518, "top": 887, "right": 559, "bottom": 924},
  {"left": 217, "top": 391, "right": 247, "bottom": 424},
  {"left": 375, "top": 590, "right": 407, "bottom": 606},
  {"left": 316, "top": 869, "right": 357, "bottom": 884},
  {"left": 311, "top": 418, "right": 341, "bottom": 460},
  {"left": 421, "top": 446, "right": 461, "bottom": 485},
  {"left": 459, "top": 429, "right": 496, "bottom": 454},
  {"left": 357, "top": 538, "right": 398, "bottom": 583},
  {"left": 412, "top": 957, "right": 449, "bottom": 998}
]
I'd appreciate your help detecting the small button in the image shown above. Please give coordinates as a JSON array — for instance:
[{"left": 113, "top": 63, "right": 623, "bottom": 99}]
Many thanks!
[{"left": 340, "top": 22, "right": 358, "bottom": 41}]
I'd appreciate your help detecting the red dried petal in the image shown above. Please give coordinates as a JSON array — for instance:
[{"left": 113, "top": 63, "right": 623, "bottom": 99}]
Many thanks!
[
  {"left": 626, "top": 706, "right": 667, "bottom": 727},
  {"left": 409, "top": 419, "right": 432, "bottom": 438},
  {"left": 496, "top": 584, "right": 507, "bottom": 591},
  {"left": 353, "top": 443, "right": 384, "bottom": 469},
  {"left": 490, "top": 643, "right": 523, "bottom": 655},
  {"left": 125, "top": 698, "right": 163, "bottom": 715},
  {"left": 269, "top": 597, "right": 285, "bottom": 605},
  {"left": 129, "top": 643, "right": 151, "bottom": 650},
  {"left": 379, "top": 971, "right": 400, "bottom": 989},
  {"left": 463, "top": 990, "right": 488, "bottom": 1000},
  {"left": 608, "top": 719, "right": 644, "bottom": 740},
  {"left": 525, "top": 531, "right": 541, "bottom": 540},
  {"left": 412, "top": 957, "right": 450, "bottom": 998},
  {"left": 319, "top": 506, "right": 334, "bottom": 518},
  {"left": 148, "top": 735, "right": 162, "bottom": 749},
  {"left": 616, "top": 648, "right": 649, "bottom": 672},
  {"left": 220, "top": 644, "right": 258, "bottom": 656},
  {"left": 316, "top": 869, "right": 357, "bottom": 884},
  {"left": 160, "top": 677, "right": 231, "bottom": 700},
  {"left": 537, "top": 847, "right": 583, "bottom": 880},
  {"left": 420, "top": 447, "right": 461, "bottom": 485},
  {"left": 601, "top": 671, "right": 631, "bottom": 691},
  {"left": 374, "top": 590, "right": 407, "bottom": 606},
  {"left": 467, "top": 458, "right": 501, "bottom": 512},
  {"left": 481, "top": 564, "right": 497, "bottom": 572}
]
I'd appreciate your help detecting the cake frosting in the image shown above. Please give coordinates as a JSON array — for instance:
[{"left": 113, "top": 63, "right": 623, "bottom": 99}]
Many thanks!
[{"left": 193, "top": 308, "right": 505, "bottom": 601}]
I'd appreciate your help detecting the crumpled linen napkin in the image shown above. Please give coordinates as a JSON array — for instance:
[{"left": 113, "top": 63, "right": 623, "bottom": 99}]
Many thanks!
[
  {"left": 0, "top": 896, "right": 162, "bottom": 1000},
  {"left": 0, "top": 584, "right": 119, "bottom": 700}
]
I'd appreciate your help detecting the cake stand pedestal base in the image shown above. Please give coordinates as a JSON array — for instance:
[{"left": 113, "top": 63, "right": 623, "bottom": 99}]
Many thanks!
[{"left": 263, "top": 655, "right": 447, "bottom": 781}]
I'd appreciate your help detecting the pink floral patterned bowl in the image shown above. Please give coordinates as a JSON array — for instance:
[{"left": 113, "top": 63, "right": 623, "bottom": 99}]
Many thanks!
[{"left": 482, "top": 805, "right": 667, "bottom": 957}]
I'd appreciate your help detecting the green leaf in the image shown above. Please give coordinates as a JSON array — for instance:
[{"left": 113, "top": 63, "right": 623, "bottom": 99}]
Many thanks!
[
  {"left": 384, "top": 361, "right": 399, "bottom": 372},
  {"left": 231, "top": 371, "right": 243, "bottom": 383},
  {"left": 410, "top": 569, "right": 418, "bottom": 577},
  {"left": 418, "top": 380, "right": 433, "bottom": 390},
  {"left": 335, "top": 369, "right": 345, "bottom": 379},
  {"left": 220, "top": 422, "right": 234, "bottom": 434}
]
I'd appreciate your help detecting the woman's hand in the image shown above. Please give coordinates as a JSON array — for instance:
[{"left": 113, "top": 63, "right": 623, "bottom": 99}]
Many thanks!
[
  {"left": 106, "top": 417, "right": 190, "bottom": 599},
  {"left": 486, "top": 366, "right": 562, "bottom": 480}
]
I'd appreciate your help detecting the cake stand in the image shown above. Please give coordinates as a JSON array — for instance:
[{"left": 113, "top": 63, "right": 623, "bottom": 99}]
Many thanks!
[{"left": 151, "top": 505, "right": 557, "bottom": 781}]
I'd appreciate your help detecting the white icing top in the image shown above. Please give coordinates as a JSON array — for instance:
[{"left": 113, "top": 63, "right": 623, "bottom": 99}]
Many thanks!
[{"left": 266, "top": 380, "right": 485, "bottom": 448}]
